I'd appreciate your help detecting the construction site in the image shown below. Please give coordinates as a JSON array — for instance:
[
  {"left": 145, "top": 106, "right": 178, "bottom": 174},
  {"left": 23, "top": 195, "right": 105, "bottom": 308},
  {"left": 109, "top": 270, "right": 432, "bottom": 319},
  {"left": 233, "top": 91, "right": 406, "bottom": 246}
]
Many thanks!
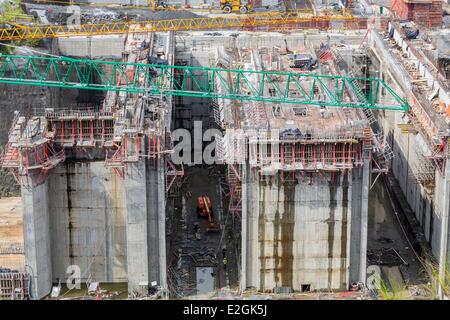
[{"left": 0, "top": 0, "right": 448, "bottom": 301}]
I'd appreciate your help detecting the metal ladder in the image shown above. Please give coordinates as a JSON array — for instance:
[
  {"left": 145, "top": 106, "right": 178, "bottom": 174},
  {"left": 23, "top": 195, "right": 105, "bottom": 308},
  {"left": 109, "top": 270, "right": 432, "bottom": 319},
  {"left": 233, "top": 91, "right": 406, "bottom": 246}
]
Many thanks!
[
  {"left": 375, "top": 132, "right": 394, "bottom": 161},
  {"left": 333, "top": 47, "right": 395, "bottom": 167}
]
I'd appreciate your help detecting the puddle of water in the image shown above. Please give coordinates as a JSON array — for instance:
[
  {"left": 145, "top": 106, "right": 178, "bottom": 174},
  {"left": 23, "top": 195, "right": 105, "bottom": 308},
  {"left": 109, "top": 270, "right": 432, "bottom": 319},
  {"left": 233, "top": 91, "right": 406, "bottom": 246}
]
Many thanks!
[{"left": 196, "top": 267, "right": 215, "bottom": 295}]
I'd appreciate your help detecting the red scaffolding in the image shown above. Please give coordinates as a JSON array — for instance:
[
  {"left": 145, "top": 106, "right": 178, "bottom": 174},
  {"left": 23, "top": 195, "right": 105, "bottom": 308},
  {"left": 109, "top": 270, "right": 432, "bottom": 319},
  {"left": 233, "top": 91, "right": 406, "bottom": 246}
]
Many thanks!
[
  {"left": 0, "top": 272, "right": 31, "bottom": 300},
  {"left": 0, "top": 115, "right": 66, "bottom": 187}
]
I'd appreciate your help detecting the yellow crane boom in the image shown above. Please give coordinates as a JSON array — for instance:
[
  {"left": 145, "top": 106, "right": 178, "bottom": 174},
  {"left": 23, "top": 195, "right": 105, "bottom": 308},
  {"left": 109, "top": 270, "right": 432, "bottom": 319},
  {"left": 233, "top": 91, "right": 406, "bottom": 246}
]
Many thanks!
[{"left": 0, "top": 12, "right": 358, "bottom": 41}]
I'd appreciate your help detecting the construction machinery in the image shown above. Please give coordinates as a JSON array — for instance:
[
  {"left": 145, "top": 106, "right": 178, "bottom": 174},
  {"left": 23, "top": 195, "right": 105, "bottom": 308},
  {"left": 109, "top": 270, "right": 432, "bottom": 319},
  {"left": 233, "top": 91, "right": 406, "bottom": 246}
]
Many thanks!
[
  {"left": 333, "top": 0, "right": 352, "bottom": 15},
  {"left": 220, "top": 0, "right": 253, "bottom": 14},
  {"left": 287, "top": 53, "right": 318, "bottom": 70},
  {"left": 197, "top": 195, "right": 213, "bottom": 218},
  {"left": 197, "top": 195, "right": 221, "bottom": 232},
  {"left": 150, "top": 0, "right": 176, "bottom": 11}
]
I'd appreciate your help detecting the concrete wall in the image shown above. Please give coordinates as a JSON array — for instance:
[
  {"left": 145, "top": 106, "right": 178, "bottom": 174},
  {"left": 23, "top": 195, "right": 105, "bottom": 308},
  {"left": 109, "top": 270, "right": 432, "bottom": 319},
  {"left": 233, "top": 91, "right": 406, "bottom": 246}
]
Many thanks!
[
  {"left": 388, "top": 98, "right": 450, "bottom": 271},
  {"left": 146, "top": 159, "right": 167, "bottom": 289},
  {"left": 57, "top": 36, "right": 125, "bottom": 59},
  {"left": 369, "top": 30, "right": 450, "bottom": 264},
  {"left": 242, "top": 170, "right": 367, "bottom": 291},
  {"left": 390, "top": 114, "right": 436, "bottom": 242},
  {"left": 22, "top": 176, "right": 52, "bottom": 299},
  {"left": 123, "top": 161, "right": 149, "bottom": 292},
  {"left": 48, "top": 162, "right": 127, "bottom": 283},
  {"left": 21, "top": 155, "right": 168, "bottom": 297}
]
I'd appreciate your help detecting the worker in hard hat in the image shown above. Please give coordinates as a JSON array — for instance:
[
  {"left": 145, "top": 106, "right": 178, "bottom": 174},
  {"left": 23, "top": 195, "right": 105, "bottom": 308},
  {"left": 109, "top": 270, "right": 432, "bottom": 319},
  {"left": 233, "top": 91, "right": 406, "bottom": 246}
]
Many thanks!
[{"left": 222, "top": 256, "right": 228, "bottom": 270}]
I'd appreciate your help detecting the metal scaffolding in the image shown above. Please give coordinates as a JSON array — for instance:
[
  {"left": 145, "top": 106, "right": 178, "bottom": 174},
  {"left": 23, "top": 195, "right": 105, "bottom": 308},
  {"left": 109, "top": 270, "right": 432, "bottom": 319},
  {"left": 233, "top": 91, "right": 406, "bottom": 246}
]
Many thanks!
[
  {"left": 0, "top": 114, "right": 65, "bottom": 187},
  {"left": 0, "top": 272, "right": 31, "bottom": 300}
]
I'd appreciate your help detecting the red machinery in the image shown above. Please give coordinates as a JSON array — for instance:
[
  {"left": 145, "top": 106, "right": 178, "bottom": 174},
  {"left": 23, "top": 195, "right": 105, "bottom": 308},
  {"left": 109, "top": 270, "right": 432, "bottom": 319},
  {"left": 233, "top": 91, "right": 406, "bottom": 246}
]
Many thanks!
[{"left": 197, "top": 195, "right": 220, "bottom": 232}]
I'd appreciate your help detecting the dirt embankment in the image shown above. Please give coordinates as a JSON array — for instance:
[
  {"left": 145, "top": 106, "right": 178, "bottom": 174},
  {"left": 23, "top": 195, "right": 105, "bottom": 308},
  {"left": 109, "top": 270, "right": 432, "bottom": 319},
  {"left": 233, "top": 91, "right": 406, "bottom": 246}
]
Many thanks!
[{"left": 0, "top": 197, "right": 24, "bottom": 271}]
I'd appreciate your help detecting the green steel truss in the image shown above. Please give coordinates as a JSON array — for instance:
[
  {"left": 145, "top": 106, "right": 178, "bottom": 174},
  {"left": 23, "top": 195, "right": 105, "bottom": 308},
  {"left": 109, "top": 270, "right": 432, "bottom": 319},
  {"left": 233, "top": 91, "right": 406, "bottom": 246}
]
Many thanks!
[{"left": 0, "top": 54, "right": 408, "bottom": 110}]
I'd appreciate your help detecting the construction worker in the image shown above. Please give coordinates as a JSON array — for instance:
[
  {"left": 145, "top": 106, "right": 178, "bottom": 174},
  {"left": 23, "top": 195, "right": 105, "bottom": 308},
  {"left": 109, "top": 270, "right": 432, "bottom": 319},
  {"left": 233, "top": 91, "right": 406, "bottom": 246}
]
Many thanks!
[
  {"left": 222, "top": 256, "right": 228, "bottom": 270},
  {"left": 193, "top": 223, "right": 201, "bottom": 240}
]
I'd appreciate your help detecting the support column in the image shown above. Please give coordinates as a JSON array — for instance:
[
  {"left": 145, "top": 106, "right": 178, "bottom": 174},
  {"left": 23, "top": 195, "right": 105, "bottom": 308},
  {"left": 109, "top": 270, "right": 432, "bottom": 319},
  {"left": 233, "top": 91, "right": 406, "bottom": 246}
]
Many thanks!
[
  {"left": 157, "top": 158, "right": 167, "bottom": 290},
  {"left": 349, "top": 141, "right": 371, "bottom": 287},
  {"left": 240, "top": 165, "right": 247, "bottom": 292},
  {"left": 146, "top": 157, "right": 167, "bottom": 293},
  {"left": 21, "top": 175, "right": 52, "bottom": 299},
  {"left": 359, "top": 146, "right": 371, "bottom": 284},
  {"left": 125, "top": 160, "right": 149, "bottom": 294},
  {"left": 241, "top": 165, "right": 259, "bottom": 290},
  {"left": 438, "top": 143, "right": 450, "bottom": 299}
]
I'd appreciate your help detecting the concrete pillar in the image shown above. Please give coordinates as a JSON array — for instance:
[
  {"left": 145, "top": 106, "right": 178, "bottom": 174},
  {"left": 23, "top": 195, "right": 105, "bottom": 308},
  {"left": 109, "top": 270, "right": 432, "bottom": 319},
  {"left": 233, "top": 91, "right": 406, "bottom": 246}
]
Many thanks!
[
  {"left": 146, "top": 158, "right": 167, "bottom": 291},
  {"left": 21, "top": 175, "right": 52, "bottom": 299},
  {"left": 241, "top": 165, "right": 260, "bottom": 291},
  {"left": 438, "top": 145, "right": 450, "bottom": 299},
  {"left": 157, "top": 160, "right": 167, "bottom": 290},
  {"left": 359, "top": 148, "right": 371, "bottom": 285},
  {"left": 240, "top": 165, "right": 247, "bottom": 292},
  {"left": 349, "top": 145, "right": 371, "bottom": 287},
  {"left": 125, "top": 160, "right": 149, "bottom": 294},
  {"left": 349, "top": 169, "right": 362, "bottom": 284}
]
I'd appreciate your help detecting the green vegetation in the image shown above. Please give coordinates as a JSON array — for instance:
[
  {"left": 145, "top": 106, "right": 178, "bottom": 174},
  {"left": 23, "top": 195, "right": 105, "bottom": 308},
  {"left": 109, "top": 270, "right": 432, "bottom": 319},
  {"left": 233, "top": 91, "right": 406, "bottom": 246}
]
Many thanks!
[
  {"left": 0, "top": 0, "right": 39, "bottom": 54},
  {"left": 377, "top": 277, "right": 409, "bottom": 300},
  {"left": 375, "top": 262, "right": 450, "bottom": 300},
  {"left": 0, "top": 0, "right": 25, "bottom": 20},
  {"left": 424, "top": 262, "right": 450, "bottom": 299}
]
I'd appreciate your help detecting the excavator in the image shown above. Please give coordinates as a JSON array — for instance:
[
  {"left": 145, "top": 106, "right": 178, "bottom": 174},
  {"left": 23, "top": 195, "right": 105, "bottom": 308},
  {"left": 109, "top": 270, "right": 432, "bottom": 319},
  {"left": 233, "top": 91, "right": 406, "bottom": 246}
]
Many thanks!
[{"left": 197, "top": 195, "right": 221, "bottom": 232}]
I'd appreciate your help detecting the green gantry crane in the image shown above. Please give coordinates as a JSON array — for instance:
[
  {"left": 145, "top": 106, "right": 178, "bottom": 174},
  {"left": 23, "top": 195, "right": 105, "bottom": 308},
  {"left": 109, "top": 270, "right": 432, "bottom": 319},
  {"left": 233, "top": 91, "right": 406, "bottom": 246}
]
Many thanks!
[{"left": 0, "top": 54, "right": 408, "bottom": 111}]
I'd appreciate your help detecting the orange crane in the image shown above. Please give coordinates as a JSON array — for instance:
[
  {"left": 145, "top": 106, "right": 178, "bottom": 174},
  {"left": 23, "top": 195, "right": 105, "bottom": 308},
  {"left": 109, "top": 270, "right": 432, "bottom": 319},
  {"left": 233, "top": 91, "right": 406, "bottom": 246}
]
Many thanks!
[{"left": 197, "top": 195, "right": 221, "bottom": 232}]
